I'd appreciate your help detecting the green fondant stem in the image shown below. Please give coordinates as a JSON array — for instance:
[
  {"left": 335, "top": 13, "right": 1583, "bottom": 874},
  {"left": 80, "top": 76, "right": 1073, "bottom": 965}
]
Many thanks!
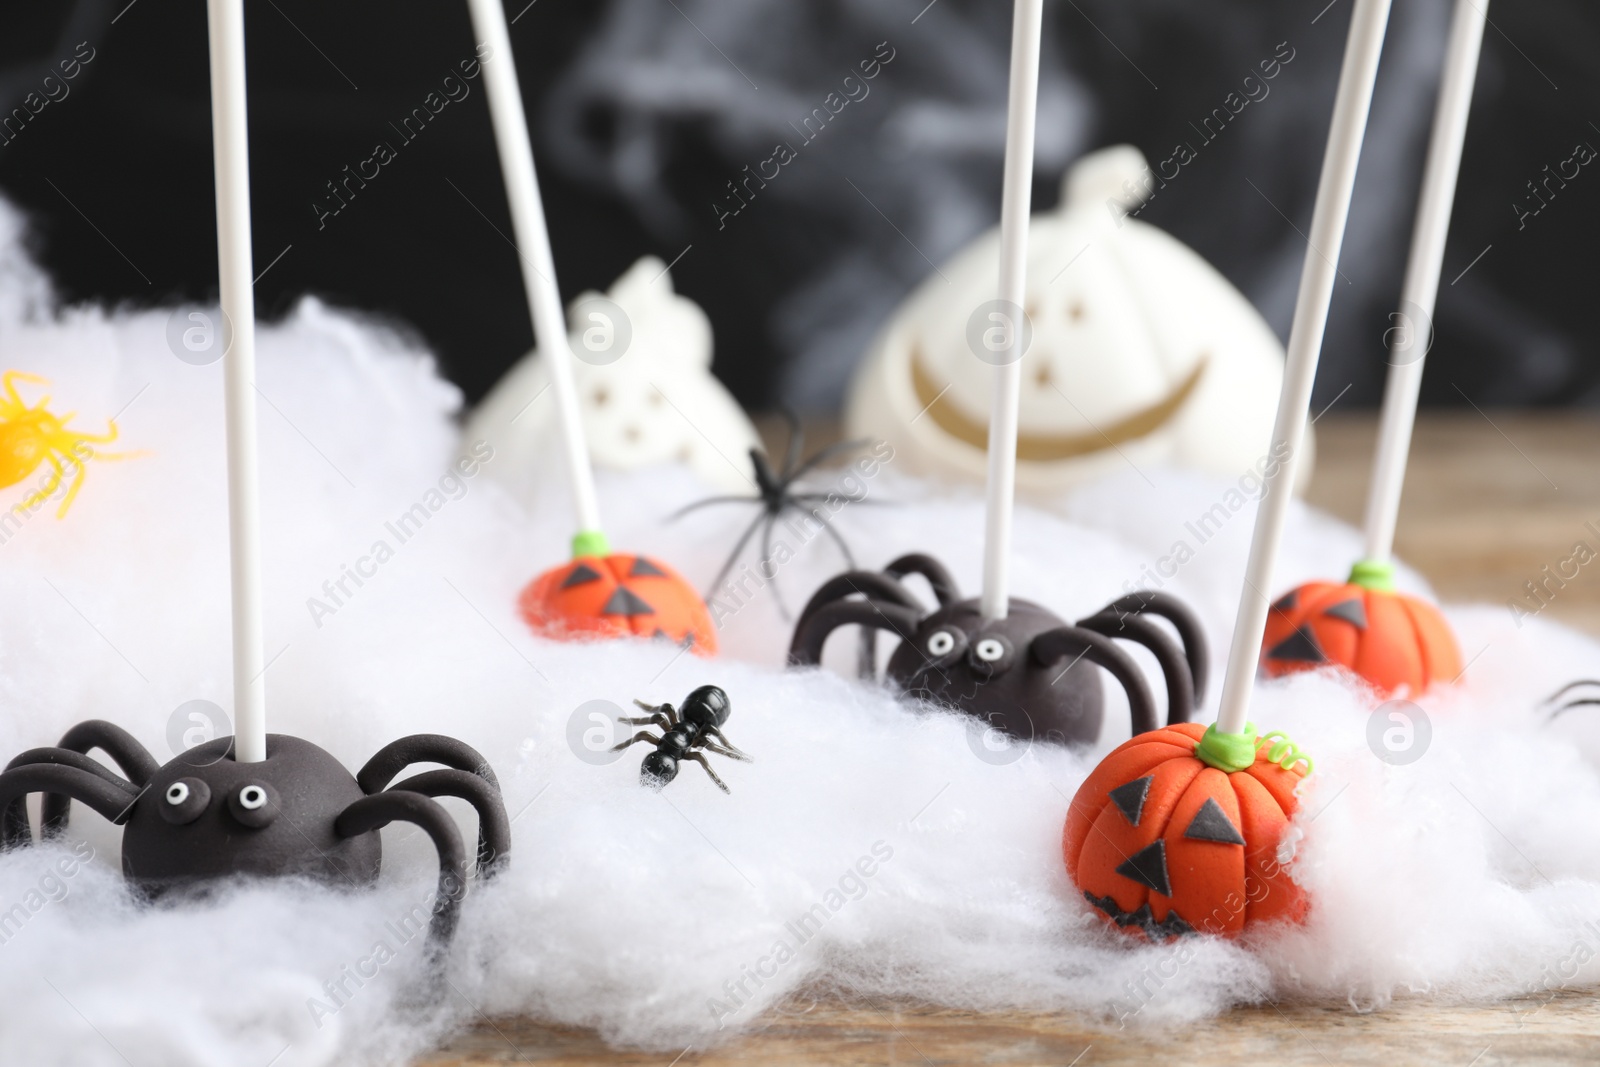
[
  {"left": 571, "top": 530, "right": 611, "bottom": 559},
  {"left": 1194, "top": 723, "right": 1260, "bottom": 773},
  {"left": 1195, "top": 723, "right": 1315, "bottom": 776},
  {"left": 1347, "top": 558, "right": 1396, "bottom": 592}
]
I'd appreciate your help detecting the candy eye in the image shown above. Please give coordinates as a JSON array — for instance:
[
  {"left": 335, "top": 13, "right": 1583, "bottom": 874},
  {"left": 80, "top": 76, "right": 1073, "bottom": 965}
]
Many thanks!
[
  {"left": 927, "top": 631, "right": 956, "bottom": 656},
  {"left": 967, "top": 634, "right": 1015, "bottom": 675},
  {"left": 158, "top": 777, "right": 210, "bottom": 825},
  {"left": 228, "top": 782, "right": 279, "bottom": 829}
]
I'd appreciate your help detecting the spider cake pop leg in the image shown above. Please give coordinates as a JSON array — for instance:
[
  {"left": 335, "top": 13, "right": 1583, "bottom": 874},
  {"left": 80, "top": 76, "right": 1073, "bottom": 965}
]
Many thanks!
[
  {"left": 355, "top": 735, "right": 510, "bottom": 876},
  {"left": 885, "top": 554, "right": 960, "bottom": 606},
  {"left": 52, "top": 720, "right": 161, "bottom": 782},
  {"left": 1074, "top": 590, "right": 1210, "bottom": 723},
  {"left": 4, "top": 748, "right": 142, "bottom": 844},
  {"left": 792, "top": 569, "right": 921, "bottom": 680},
  {"left": 0, "top": 763, "right": 140, "bottom": 849},
  {"left": 857, "top": 553, "right": 963, "bottom": 680},
  {"left": 1090, "top": 592, "right": 1210, "bottom": 701},
  {"left": 1030, "top": 627, "right": 1162, "bottom": 734},
  {"left": 334, "top": 790, "right": 469, "bottom": 949},
  {"left": 789, "top": 600, "right": 923, "bottom": 668},
  {"left": 355, "top": 734, "right": 504, "bottom": 794},
  {"left": 1074, "top": 614, "right": 1195, "bottom": 721},
  {"left": 381, "top": 769, "right": 512, "bottom": 876},
  {"left": 795, "top": 572, "right": 924, "bottom": 627},
  {"left": 39, "top": 720, "right": 160, "bottom": 835}
]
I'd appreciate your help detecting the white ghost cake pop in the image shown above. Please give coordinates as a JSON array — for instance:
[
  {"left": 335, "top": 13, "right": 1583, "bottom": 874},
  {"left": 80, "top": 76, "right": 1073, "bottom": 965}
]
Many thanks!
[
  {"left": 846, "top": 144, "right": 1311, "bottom": 495},
  {"left": 467, "top": 255, "right": 761, "bottom": 495}
]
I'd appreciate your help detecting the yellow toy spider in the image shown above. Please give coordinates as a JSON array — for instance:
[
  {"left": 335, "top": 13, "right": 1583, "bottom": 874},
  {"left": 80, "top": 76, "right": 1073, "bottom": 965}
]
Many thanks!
[{"left": 0, "top": 370, "right": 136, "bottom": 518}]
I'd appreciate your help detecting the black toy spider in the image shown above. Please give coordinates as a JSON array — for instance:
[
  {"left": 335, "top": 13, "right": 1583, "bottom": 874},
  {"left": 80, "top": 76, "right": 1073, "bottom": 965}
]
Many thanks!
[
  {"left": 788, "top": 554, "right": 1207, "bottom": 747},
  {"left": 612, "top": 684, "right": 751, "bottom": 792},
  {"left": 0, "top": 723, "right": 509, "bottom": 950},
  {"left": 671, "top": 410, "right": 875, "bottom": 618},
  {"left": 1543, "top": 680, "right": 1600, "bottom": 720}
]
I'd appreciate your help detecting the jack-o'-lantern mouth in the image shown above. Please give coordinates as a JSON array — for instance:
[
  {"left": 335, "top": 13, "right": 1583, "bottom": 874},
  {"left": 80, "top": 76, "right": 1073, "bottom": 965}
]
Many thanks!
[
  {"left": 1082, "top": 890, "right": 1195, "bottom": 940},
  {"left": 909, "top": 343, "right": 1208, "bottom": 461}
]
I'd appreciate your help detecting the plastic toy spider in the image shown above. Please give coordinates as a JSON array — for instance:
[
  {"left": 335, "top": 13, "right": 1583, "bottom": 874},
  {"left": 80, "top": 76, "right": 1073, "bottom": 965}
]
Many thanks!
[
  {"left": 612, "top": 685, "right": 751, "bottom": 792},
  {"left": 788, "top": 554, "right": 1207, "bottom": 747},
  {"left": 1543, "top": 680, "right": 1600, "bottom": 721},
  {"left": 0, "top": 722, "right": 509, "bottom": 950},
  {"left": 670, "top": 411, "right": 874, "bottom": 617},
  {"left": 0, "top": 371, "right": 135, "bottom": 518}
]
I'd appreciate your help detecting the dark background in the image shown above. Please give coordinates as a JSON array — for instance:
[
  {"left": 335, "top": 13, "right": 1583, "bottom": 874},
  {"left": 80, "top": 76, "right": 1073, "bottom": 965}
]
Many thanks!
[{"left": 0, "top": 0, "right": 1594, "bottom": 413}]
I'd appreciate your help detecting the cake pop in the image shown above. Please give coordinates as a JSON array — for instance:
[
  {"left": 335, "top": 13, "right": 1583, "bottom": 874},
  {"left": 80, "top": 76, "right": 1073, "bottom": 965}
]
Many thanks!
[
  {"left": 463, "top": 0, "right": 714, "bottom": 655},
  {"left": 1067, "top": 0, "right": 1396, "bottom": 938},
  {"left": 1065, "top": 721, "right": 1311, "bottom": 938},
  {"left": 1261, "top": 0, "right": 1487, "bottom": 696},
  {"left": 0, "top": 727, "right": 508, "bottom": 949},
  {"left": 789, "top": 555, "right": 1205, "bottom": 746},
  {"left": 787, "top": 0, "right": 1207, "bottom": 748},
  {"left": 0, "top": 0, "right": 510, "bottom": 956}
]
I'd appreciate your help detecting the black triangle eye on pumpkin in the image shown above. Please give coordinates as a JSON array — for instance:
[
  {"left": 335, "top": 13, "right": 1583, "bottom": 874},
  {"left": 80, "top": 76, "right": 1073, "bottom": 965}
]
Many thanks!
[
  {"left": 1108, "top": 776, "right": 1152, "bottom": 826},
  {"left": 1183, "top": 797, "right": 1247, "bottom": 846},
  {"left": 1261, "top": 561, "right": 1460, "bottom": 696}
]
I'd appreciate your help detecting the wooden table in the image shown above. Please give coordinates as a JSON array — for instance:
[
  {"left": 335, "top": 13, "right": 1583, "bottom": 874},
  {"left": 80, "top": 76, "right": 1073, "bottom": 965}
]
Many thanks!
[
  {"left": 1307, "top": 412, "right": 1600, "bottom": 637},
  {"left": 420, "top": 412, "right": 1600, "bottom": 1066}
]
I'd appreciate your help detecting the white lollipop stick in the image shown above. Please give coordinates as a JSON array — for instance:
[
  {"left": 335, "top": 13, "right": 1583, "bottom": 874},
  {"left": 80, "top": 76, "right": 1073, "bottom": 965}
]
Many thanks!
[
  {"left": 979, "top": 0, "right": 1045, "bottom": 621},
  {"left": 1361, "top": 0, "right": 1488, "bottom": 565},
  {"left": 466, "top": 0, "right": 606, "bottom": 555},
  {"left": 205, "top": 0, "right": 266, "bottom": 762},
  {"left": 1214, "top": 0, "right": 1394, "bottom": 736}
]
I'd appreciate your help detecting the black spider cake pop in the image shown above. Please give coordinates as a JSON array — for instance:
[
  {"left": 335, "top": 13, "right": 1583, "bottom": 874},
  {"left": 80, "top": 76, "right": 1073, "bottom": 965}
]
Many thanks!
[
  {"left": 0, "top": 0, "right": 514, "bottom": 960},
  {"left": 788, "top": 554, "right": 1207, "bottom": 746},
  {"left": 0, "top": 724, "right": 509, "bottom": 949}
]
